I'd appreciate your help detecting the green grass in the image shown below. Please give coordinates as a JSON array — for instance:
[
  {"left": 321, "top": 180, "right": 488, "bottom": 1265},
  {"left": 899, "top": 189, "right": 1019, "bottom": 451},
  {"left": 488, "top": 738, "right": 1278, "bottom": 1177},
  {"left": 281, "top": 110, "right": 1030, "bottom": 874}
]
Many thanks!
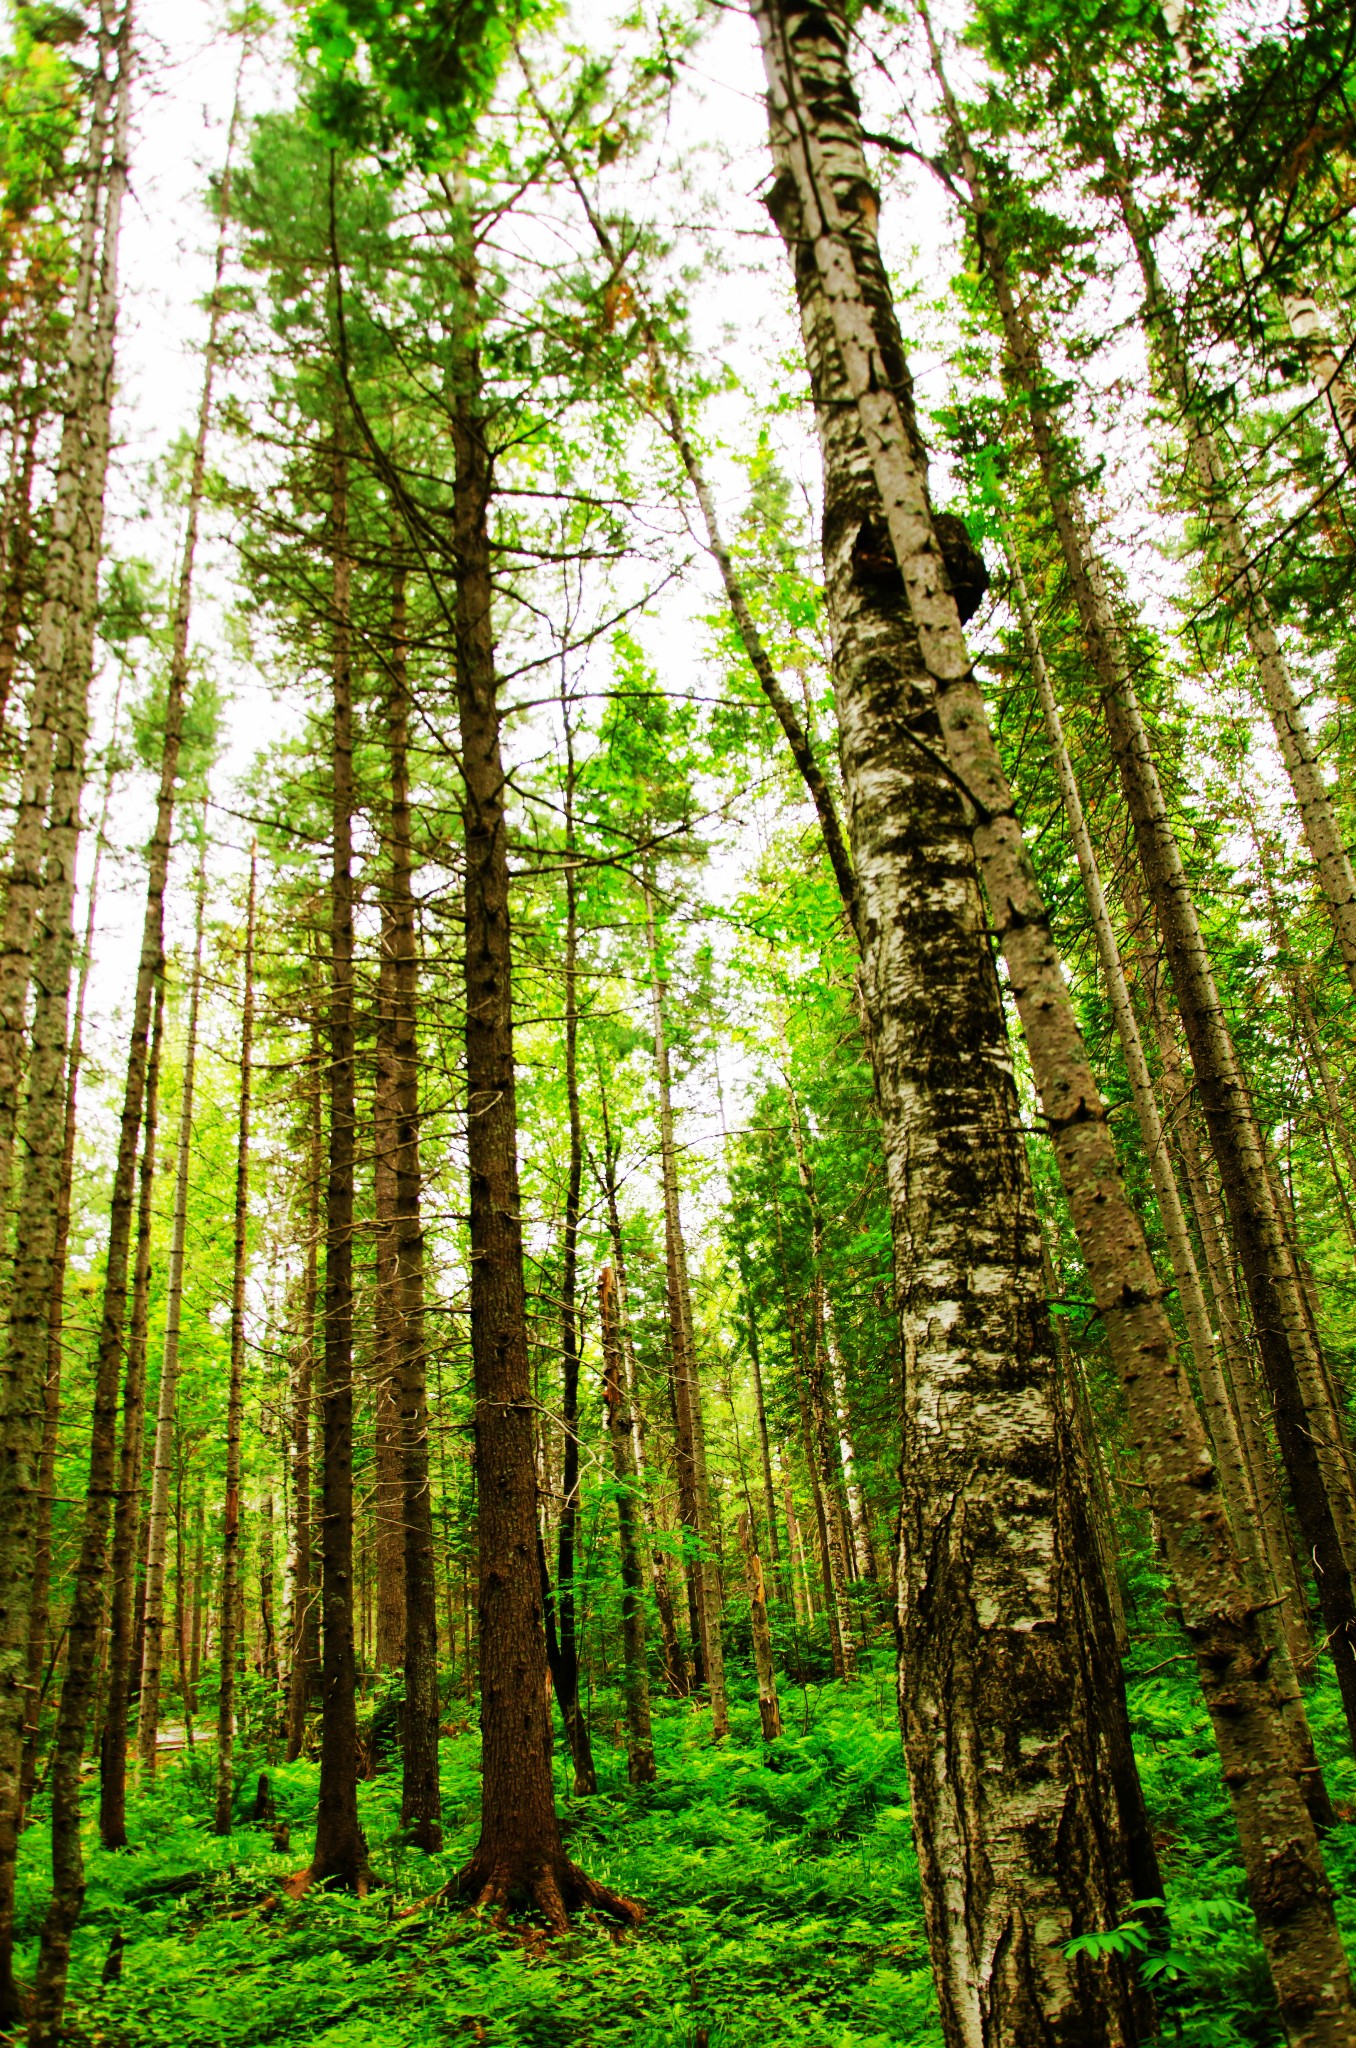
[{"left": 9, "top": 1644, "right": 1356, "bottom": 2047}]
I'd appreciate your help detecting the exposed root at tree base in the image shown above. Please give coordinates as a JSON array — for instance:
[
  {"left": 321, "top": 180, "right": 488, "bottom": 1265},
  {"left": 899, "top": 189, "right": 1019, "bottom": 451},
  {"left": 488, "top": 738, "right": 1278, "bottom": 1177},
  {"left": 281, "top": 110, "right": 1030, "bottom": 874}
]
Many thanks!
[
  {"left": 283, "top": 1864, "right": 377, "bottom": 1901},
  {"left": 448, "top": 1849, "right": 643, "bottom": 1934}
]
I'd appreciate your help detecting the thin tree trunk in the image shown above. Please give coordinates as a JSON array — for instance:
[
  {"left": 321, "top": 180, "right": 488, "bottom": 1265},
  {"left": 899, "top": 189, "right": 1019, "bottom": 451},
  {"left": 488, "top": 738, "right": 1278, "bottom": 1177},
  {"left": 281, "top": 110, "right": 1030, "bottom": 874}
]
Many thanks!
[
  {"left": 643, "top": 884, "right": 727, "bottom": 1735},
  {"left": 737, "top": 1514, "right": 782, "bottom": 1742},
  {"left": 446, "top": 322, "right": 635, "bottom": 1925},
  {"left": 138, "top": 822, "right": 208, "bottom": 1772},
  {"left": 285, "top": 1012, "right": 323, "bottom": 1760},
  {"left": 98, "top": 972, "right": 165, "bottom": 1848},
  {"left": 542, "top": 701, "right": 596, "bottom": 1795},
  {"left": 1006, "top": 537, "right": 1326, "bottom": 1806},
  {"left": 308, "top": 433, "right": 369, "bottom": 1890},
  {"left": 1115, "top": 178, "right": 1356, "bottom": 1001},
  {"left": 384, "top": 556, "right": 440, "bottom": 1850},
  {"left": 592, "top": 1083, "right": 686, "bottom": 1696},
  {"left": 372, "top": 950, "right": 407, "bottom": 1673},
  {"left": 757, "top": 4, "right": 1353, "bottom": 2036},
  {"left": 600, "top": 1266, "right": 656, "bottom": 1784},
  {"left": 21, "top": 687, "right": 123, "bottom": 1815},
  {"left": 783, "top": 1077, "right": 856, "bottom": 1673},
  {"left": 215, "top": 849, "right": 256, "bottom": 1836}
]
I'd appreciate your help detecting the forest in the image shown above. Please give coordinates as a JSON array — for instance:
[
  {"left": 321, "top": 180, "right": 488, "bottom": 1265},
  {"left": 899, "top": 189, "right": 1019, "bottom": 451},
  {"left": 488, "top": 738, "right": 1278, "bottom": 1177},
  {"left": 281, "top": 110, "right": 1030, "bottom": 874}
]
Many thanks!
[{"left": 0, "top": 0, "right": 1353, "bottom": 2040}]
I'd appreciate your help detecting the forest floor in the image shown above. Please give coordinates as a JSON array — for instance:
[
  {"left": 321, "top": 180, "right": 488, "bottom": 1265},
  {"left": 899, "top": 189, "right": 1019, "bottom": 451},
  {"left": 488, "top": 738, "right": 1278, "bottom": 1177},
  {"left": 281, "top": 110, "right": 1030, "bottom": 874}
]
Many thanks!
[{"left": 10, "top": 1641, "right": 1356, "bottom": 2047}]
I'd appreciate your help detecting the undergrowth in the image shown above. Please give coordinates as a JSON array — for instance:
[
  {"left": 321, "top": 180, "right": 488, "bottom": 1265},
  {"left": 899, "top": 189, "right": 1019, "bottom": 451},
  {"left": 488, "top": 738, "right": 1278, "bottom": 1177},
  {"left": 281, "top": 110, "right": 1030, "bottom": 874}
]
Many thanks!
[{"left": 8, "top": 1641, "right": 1356, "bottom": 2046}]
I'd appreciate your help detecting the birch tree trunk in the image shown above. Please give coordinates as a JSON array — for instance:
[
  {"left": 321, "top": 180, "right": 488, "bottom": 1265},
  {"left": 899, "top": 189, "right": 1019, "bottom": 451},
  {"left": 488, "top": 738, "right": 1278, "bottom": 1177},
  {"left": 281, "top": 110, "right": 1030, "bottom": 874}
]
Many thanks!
[
  {"left": 138, "top": 822, "right": 208, "bottom": 1772},
  {"left": 757, "top": 3, "right": 1355, "bottom": 2037},
  {"left": 737, "top": 1514, "right": 782, "bottom": 1742},
  {"left": 215, "top": 850, "right": 256, "bottom": 1836},
  {"left": 28, "top": 24, "right": 136, "bottom": 2034},
  {"left": 20, "top": 682, "right": 122, "bottom": 1817}
]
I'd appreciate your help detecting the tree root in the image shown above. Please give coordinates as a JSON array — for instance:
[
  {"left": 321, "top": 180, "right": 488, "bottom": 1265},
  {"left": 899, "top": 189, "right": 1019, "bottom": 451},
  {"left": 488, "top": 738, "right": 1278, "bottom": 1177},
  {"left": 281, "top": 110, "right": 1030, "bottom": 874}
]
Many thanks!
[{"left": 448, "top": 1848, "right": 643, "bottom": 1934}]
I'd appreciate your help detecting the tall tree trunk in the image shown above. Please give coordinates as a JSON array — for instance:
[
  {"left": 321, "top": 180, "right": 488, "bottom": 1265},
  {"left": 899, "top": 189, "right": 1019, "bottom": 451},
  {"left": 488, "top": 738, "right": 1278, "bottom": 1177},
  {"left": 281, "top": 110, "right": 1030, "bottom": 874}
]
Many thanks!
[
  {"left": 285, "top": 1011, "right": 323, "bottom": 1760},
  {"left": 383, "top": 556, "right": 440, "bottom": 1850},
  {"left": 446, "top": 319, "right": 635, "bottom": 1925},
  {"left": 98, "top": 973, "right": 165, "bottom": 1848},
  {"left": 0, "top": 397, "right": 39, "bottom": 742},
  {"left": 372, "top": 954, "right": 407, "bottom": 1674},
  {"left": 215, "top": 850, "right": 256, "bottom": 1836},
  {"left": 0, "top": 46, "right": 113, "bottom": 1229},
  {"left": 138, "top": 822, "right": 208, "bottom": 1772},
  {"left": 756, "top": 3, "right": 1354, "bottom": 2037},
  {"left": 1114, "top": 176, "right": 1356, "bottom": 1001},
  {"left": 783, "top": 1078, "right": 857, "bottom": 1673},
  {"left": 600, "top": 1266, "right": 656, "bottom": 1784},
  {"left": 21, "top": 687, "right": 123, "bottom": 1816},
  {"left": 542, "top": 698, "right": 596, "bottom": 1795},
  {"left": 643, "top": 884, "right": 727, "bottom": 1735},
  {"left": 27, "top": 27, "right": 137, "bottom": 2035},
  {"left": 0, "top": 62, "right": 117, "bottom": 2028},
  {"left": 592, "top": 1080, "right": 686, "bottom": 1696},
  {"left": 1006, "top": 538, "right": 1330, "bottom": 1817},
  {"left": 308, "top": 435, "right": 369, "bottom": 1890}
]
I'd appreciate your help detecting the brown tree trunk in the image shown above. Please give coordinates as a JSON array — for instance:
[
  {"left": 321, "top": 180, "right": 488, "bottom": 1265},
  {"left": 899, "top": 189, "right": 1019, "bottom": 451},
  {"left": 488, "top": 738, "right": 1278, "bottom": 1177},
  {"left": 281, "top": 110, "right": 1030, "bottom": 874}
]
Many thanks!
[
  {"left": 1116, "top": 177, "right": 1356, "bottom": 1002},
  {"left": 286, "top": 1014, "right": 323, "bottom": 1760},
  {"left": 542, "top": 700, "right": 597, "bottom": 1796},
  {"left": 372, "top": 956, "right": 408, "bottom": 1674},
  {"left": 592, "top": 1079, "right": 686, "bottom": 1696},
  {"left": 138, "top": 823, "right": 208, "bottom": 1772},
  {"left": 98, "top": 973, "right": 165, "bottom": 1848},
  {"left": 755, "top": 3, "right": 1353, "bottom": 2037},
  {"left": 383, "top": 556, "right": 440, "bottom": 1850},
  {"left": 643, "top": 884, "right": 727, "bottom": 1735},
  {"left": 215, "top": 850, "right": 256, "bottom": 1836},
  {"left": 0, "top": 398, "right": 38, "bottom": 742},
  {"left": 600, "top": 1267, "right": 656, "bottom": 1784},
  {"left": 737, "top": 1514, "right": 782, "bottom": 1742},
  {"left": 445, "top": 322, "right": 634, "bottom": 1926},
  {"left": 20, "top": 690, "right": 123, "bottom": 1816},
  {"left": 308, "top": 437, "right": 370, "bottom": 1890}
]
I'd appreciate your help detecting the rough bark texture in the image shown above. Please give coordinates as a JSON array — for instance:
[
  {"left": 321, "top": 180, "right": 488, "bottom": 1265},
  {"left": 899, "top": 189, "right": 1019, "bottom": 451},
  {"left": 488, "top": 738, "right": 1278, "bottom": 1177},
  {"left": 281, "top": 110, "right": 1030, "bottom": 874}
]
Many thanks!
[
  {"left": 1117, "top": 180, "right": 1356, "bottom": 1002},
  {"left": 644, "top": 886, "right": 728, "bottom": 1734},
  {"left": 542, "top": 732, "right": 597, "bottom": 1797},
  {"left": 28, "top": 32, "right": 135, "bottom": 2033},
  {"left": 373, "top": 960, "right": 408, "bottom": 1675},
  {"left": 758, "top": 4, "right": 1355, "bottom": 2040},
  {"left": 593, "top": 1091, "right": 687, "bottom": 1697},
  {"left": 285, "top": 1017, "right": 323, "bottom": 1761},
  {"left": 98, "top": 976, "right": 164, "bottom": 1848},
  {"left": 309, "top": 440, "right": 370, "bottom": 1890},
  {"left": 737, "top": 1514, "right": 782, "bottom": 1742},
  {"left": 600, "top": 1266, "right": 656, "bottom": 1784},
  {"left": 1007, "top": 542, "right": 1330, "bottom": 1821},
  {"left": 446, "top": 345, "right": 637, "bottom": 1928},
  {"left": 384, "top": 559, "right": 440, "bottom": 1850},
  {"left": 0, "top": 58, "right": 116, "bottom": 2025},
  {"left": 138, "top": 829, "right": 207, "bottom": 1772},
  {"left": 215, "top": 853, "right": 256, "bottom": 1836}
]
